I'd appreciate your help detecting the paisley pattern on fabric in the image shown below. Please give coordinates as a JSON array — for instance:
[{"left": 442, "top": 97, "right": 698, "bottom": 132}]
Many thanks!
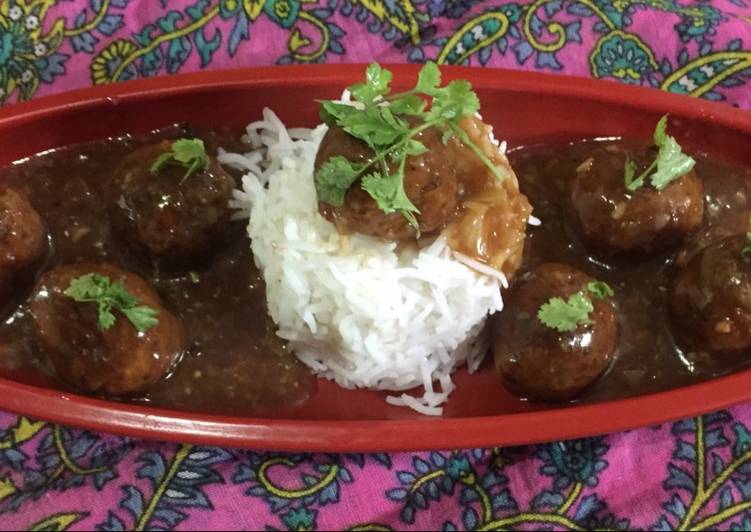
[
  {"left": 6, "top": 409, "right": 751, "bottom": 529},
  {"left": 0, "top": 0, "right": 750, "bottom": 529},
  {"left": 0, "top": 0, "right": 746, "bottom": 106}
]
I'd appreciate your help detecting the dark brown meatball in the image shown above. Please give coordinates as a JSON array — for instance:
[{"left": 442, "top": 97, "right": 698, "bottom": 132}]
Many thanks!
[
  {"left": 110, "top": 141, "right": 235, "bottom": 268},
  {"left": 0, "top": 187, "right": 46, "bottom": 296},
  {"left": 671, "top": 234, "right": 751, "bottom": 352},
  {"left": 492, "top": 263, "right": 618, "bottom": 401},
  {"left": 566, "top": 144, "right": 704, "bottom": 255},
  {"left": 30, "top": 263, "right": 184, "bottom": 395},
  {"left": 315, "top": 123, "right": 461, "bottom": 240}
]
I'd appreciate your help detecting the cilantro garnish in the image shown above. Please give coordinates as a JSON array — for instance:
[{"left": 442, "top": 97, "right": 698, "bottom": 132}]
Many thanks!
[
  {"left": 64, "top": 274, "right": 160, "bottom": 333},
  {"left": 150, "top": 138, "right": 209, "bottom": 183},
  {"left": 537, "top": 280, "right": 614, "bottom": 333},
  {"left": 537, "top": 293, "right": 594, "bottom": 333},
  {"left": 315, "top": 156, "right": 364, "bottom": 207},
  {"left": 624, "top": 115, "right": 696, "bottom": 192},
  {"left": 587, "top": 281, "right": 614, "bottom": 300},
  {"left": 315, "top": 62, "right": 502, "bottom": 228}
]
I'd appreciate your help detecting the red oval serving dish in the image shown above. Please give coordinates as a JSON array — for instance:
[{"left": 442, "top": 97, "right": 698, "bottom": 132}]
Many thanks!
[{"left": 1, "top": 65, "right": 750, "bottom": 452}]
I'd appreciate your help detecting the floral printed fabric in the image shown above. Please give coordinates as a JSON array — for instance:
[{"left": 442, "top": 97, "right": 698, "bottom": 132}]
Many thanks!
[
  {"left": 7, "top": 411, "right": 751, "bottom": 530},
  {"left": 0, "top": 0, "right": 750, "bottom": 106},
  {"left": 0, "top": 0, "right": 750, "bottom": 530}
]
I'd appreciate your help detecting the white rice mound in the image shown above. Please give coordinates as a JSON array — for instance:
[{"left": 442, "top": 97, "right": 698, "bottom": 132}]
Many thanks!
[{"left": 226, "top": 108, "right": 506, "bottom": 416}]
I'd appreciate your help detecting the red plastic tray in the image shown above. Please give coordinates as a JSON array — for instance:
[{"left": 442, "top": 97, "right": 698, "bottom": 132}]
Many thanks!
[{"left": 0, "top": 65, "right": 750, "bottom": 452}]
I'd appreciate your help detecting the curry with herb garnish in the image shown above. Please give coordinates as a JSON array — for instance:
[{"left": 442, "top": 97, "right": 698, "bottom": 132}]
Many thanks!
[{"left": 0, "top": 63, "right": 750, "bottom": 416}]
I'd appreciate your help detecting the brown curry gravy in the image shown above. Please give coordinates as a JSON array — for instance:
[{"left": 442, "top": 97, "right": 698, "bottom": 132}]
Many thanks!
[
  {"left": 509, "top": 139, "right": 751, "bottom": 402},
  {"left": 0, "top": 129, "right": 750, "bottom": 413},
  {"left": 0, "top": 126, "right": 314, "bottom": 415}
]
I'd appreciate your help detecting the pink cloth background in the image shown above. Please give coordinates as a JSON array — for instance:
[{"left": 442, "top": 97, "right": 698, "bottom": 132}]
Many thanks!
[{"left": 1, "top": 0, "right": 751, "bottom": 530}]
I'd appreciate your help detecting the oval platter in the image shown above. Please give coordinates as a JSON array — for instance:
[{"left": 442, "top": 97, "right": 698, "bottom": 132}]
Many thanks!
[{"left": 0, "top": 64, "right": 750, "bottom": 452}]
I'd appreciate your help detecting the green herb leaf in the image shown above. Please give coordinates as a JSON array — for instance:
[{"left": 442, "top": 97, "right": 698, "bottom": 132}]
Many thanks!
[
  {"left": 340, "top": 107, "right": 409, "bottom": 149},
  {"left": 350, "top": 63, "right": 392, "bottom": 105},
  {"left": 587, "top": 281, "right": 614, "bottom": 300},
  {"left": 426, "top": 80, "right": 480, "bottom": 123},
  {"left": 150, "top": 138, "right": 209, "bottom": 183},
  {"left": 151, "top": 152, "right": 174, "bottom": 173},
  {"left": 389, "top": 139, "right": 428, "bottom": 162},
  {"left": 315, "top": 62, "right": 497, "bottom": 229},
  {"left": 388, "top": 94, "right": 425, "bottom": 116},
  {"left": 650, "top": 135, "right": 697, "bottom": 190},
  {"left": 64, "top": 274, "right": 109, "bottom": 303},
  {"left": 361, "top": 171, "right": 420, "bottom": 228},
  {"left": 108, "top": 279, "right": 138, "bottom": 307},
  {"left": 537, "top": 292, "right": 594, "bottom": 333},
  {"left": 64, "top": 273, "right": 160, "bottom": 333},
  {"left": 315, "top": 156, "right": 363, "bottom": 207},
  {"left": 624, "top": 157, "right": 641, "bottom": 191},
  {"left": 98, "top": 305, "right": 117, "bottom": 330},
  {"left": 623, "top": 115, "right": 696, "bottom": 192},
  {"left": 653, "top": 114, "right": 668, "bottom": 145},
  {"left": 122, "top": 306, "right": 160, "bottom": 332},
  {"left": 320, "top": 100, "right": 359, "bottom": 125},
  {"left": 415, "top": 61, "right": 441, "bottom": 94}
]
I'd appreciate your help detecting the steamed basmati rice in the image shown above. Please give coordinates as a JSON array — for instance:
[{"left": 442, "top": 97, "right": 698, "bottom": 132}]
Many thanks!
[{"left": 226, "top": 108, "right": 509, "bottom": 415}]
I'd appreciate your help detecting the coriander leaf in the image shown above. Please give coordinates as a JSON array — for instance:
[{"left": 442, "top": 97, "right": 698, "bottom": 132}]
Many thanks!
[
  {"left": 441, "top": 129, "right": 454, "bottom": 145},
  {"left": 150, "top": 138, "right": 209, "bottom": 182},
  {"left": 625, "top": 157, "right": 655, "bottom": 192},
  {"left": 537, "top": 292, "right": 594, "bottom": 333},
  {"left": 624, "top": 157, "right": 641, "bottom": 191},
  {"left": 323, "top": 100, "right": 409, "bottom": 149},
  {"left": 587, "top": 281, "right": 614, "bottom": 300},
  {"left": 123, "top": 306, "right": 160, "bottom": 333},
  {"left": 389, "top": 139, "right": 428, "bottom": 162},
  {"left": 379, "top": 106, "right": 407, "bottom": 133},
  {"left": 98, "top": 305, "right": 117, "bottom": 330},
  {"left": 649, "top": 134, "right": 696, "bottom": 190},
  {"left": 340, "top": 106, "right": 409, "bottom": 148},
  {"left": 623, "top": 115, "right": 695, "bottom": 192},
  {"left": 315, "top": 156, "right": 363, "bottom": 207},
  {"left": 350, "top": 63, "right": 392, "bottom": 105},
  {"left": 416, "top": 61, "right": 441, "bottom": 94},
  {"left": 388, "top": 94, "right": 425, "bottom": 116},
  {"left": 427, "top": 80, "right": 480, "bottom": 123},
  {"left": 654, "top": 114, "right": 668, "bottom": 146},
  {"left": 319, "top": 100, "right": 359, "bottom": 125},
  {"left": 109, "top": 278, "right": 138, "bottom": 308},
  {"left": 64, "top": 273, "right": 98, "bottom": 300},
  {"left": 172, "top": 138, "right": 206, "bottom": 165},
  {"left": 361, "top": 171, "right": 420, "bottom": 227},
  {"left": 404, "top": 139, "right": 428, "bottom": 156},
  {"left": 151, "top": 152, "right": 174, "bottom": 173},
  {"left": 64, "top": 273, "right": 160, "bottom": 333}
]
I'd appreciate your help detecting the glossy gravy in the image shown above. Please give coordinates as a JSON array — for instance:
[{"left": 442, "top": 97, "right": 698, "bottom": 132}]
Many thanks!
[
  {"left": 0, "top": 127, "right": 314, "bottom": 415},
  {"left": 0, "top": 130, "right": 750, "bottom": 413},
  {"left": 510, "top": 139, "right": 751, "bottom": 402}
]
